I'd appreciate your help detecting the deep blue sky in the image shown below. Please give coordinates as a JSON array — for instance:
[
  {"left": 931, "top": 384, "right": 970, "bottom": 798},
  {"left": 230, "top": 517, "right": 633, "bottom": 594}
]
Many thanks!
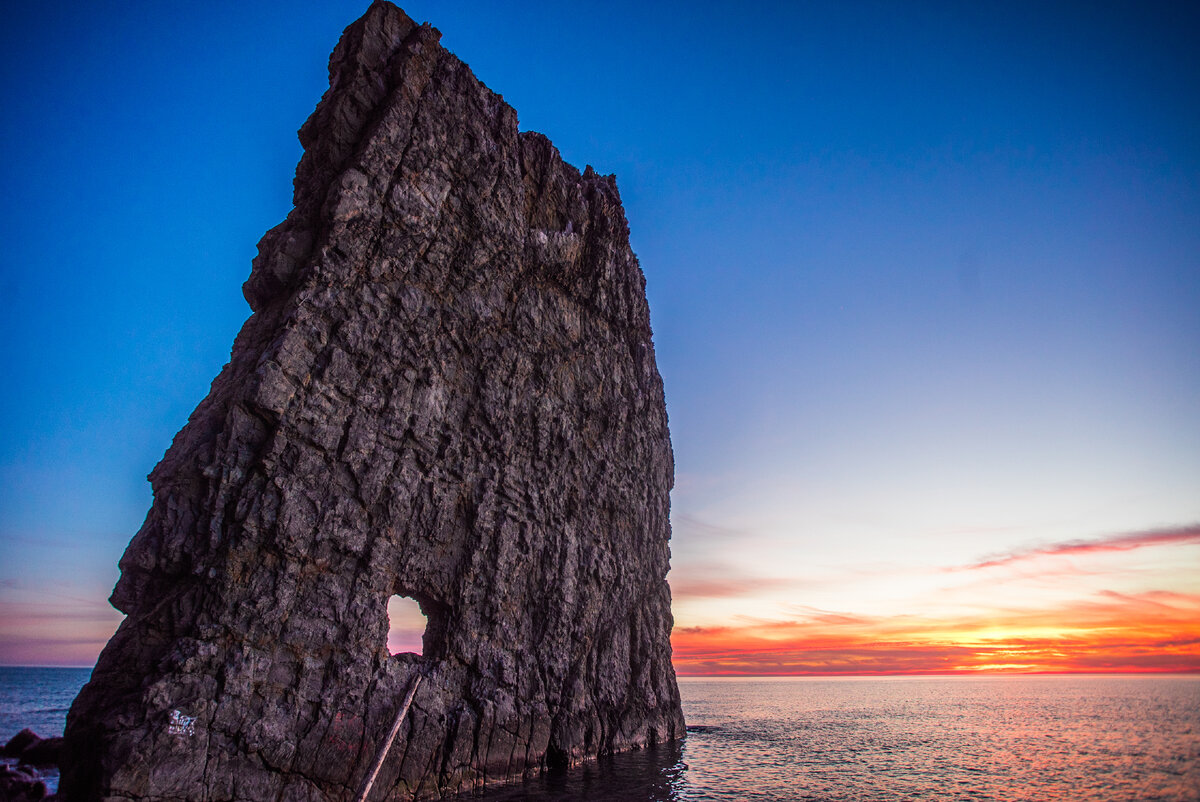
[{"left": 1, "top": 1, "right": 1197, "bottom": 666}]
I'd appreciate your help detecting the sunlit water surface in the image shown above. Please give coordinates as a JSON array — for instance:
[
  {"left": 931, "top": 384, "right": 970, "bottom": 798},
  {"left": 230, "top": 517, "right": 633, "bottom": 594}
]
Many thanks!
[
  {"left": 2, "top": 671, "right": 1197, "bottom": 800},
  {"left": 475, "top": 675, "right": 1200, "bottom": 801}
]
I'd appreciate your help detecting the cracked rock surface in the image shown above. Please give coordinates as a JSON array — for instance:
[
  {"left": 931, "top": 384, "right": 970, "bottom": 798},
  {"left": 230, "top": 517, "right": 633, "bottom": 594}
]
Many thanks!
[{"left": 60, "top": 2, "right": 683, "bottom": 799}]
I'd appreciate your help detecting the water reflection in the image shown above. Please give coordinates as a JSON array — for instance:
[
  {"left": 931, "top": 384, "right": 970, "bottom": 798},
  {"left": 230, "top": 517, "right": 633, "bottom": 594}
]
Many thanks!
[
  {"left": 461, "top": 740, "right": 688, "bottom": 801},
  {"left": 458, "top": 676, "right": 1200, "bottom": 801}
]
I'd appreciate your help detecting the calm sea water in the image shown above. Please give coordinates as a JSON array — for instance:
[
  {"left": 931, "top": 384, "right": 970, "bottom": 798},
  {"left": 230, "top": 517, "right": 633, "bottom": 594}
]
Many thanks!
[
  {"left": 0, "top": 666, "right": 92, "bottom": 794},
  {"left": 2, "top": 670, "right": 1197, "bottom": 800},
  {"left": 0, "top": 666, "right": 91, "bottom": 743},
  {"left": 667, "top": 676, "right": 1200, "bottom": 802}
]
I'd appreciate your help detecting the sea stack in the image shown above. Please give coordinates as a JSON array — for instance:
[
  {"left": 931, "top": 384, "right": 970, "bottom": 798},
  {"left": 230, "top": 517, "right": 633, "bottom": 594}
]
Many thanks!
[{"left": 60, "top": 2, "right": 684, "bottom": 799}]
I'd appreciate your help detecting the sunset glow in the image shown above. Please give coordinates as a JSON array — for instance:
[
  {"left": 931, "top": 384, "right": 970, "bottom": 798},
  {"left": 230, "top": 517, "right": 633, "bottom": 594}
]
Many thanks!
[
  {"left": 671, "top": 594, "right": 1200, "bottom": 676},
  {"left": 670, "top": 525, "right": 1200, "bottom": 676}
]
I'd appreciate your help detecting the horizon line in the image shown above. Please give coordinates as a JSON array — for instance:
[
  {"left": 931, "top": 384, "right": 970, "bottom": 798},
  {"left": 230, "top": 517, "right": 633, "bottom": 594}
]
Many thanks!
[
  {"left": 675, "top": 668, "right": 1200, "bottom": 678},
  {"left": 5, "top": 664, "right": 1199, "bottom": 679}
]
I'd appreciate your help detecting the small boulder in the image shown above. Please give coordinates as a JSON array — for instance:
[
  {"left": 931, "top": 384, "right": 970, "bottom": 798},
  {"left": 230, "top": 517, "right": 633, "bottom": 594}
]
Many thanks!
[
  {"left": 0, "top": 762, "right": 49, "bottom": 800},
  {"left": 19, "top": 737, "right": 63, "bottom": 768},
  {"left": 1, "top": 729, "right": 41, "bottom": 758}
]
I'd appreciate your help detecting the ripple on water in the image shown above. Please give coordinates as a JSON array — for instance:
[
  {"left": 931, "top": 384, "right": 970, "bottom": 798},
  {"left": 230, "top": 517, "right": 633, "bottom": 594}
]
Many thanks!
[
  {"left": 463, "top": 675, "right": 1200, "bottom": 801},
  {"left": 2, "top": 670, "right": 1197, "bottom": 801}
]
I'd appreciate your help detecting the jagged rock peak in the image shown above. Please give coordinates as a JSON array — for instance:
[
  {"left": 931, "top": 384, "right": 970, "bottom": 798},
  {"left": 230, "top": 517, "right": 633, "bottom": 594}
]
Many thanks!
[{"left": 62, "top": 2, "right": 683, "bottom": 800}]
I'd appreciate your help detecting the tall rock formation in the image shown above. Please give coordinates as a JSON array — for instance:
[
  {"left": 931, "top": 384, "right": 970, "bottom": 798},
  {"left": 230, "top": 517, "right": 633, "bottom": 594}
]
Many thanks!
[{"left": 60, "top": 2, "right": 683, "bottom": 799}]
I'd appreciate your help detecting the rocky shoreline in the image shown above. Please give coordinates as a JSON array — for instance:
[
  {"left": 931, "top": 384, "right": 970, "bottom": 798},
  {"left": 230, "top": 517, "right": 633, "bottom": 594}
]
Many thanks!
[{"left": 1, "top": 729, "right": 62, "bottom": 801}]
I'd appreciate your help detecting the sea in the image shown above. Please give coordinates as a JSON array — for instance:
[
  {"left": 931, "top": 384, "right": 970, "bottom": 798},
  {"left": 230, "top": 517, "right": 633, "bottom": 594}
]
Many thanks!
[{"left": 2, "top": 668, "right": 1197, "bottom": 800}]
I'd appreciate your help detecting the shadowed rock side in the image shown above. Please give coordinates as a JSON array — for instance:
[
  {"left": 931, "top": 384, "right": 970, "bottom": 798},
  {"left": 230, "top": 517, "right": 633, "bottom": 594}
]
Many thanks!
[{"left": 60, "top": 2, "right": 683, "bottom": 800}]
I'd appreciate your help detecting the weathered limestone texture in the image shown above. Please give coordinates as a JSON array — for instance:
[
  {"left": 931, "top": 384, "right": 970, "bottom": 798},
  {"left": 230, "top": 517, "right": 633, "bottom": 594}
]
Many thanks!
[{"left": 60, "top": 2, "right": 683, "bottom": 799}]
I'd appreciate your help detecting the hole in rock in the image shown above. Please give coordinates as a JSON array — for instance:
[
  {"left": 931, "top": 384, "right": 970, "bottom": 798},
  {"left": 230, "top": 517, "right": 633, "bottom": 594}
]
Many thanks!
[{"left": 386, "top": 594, "right": 427, "bottom": 656}]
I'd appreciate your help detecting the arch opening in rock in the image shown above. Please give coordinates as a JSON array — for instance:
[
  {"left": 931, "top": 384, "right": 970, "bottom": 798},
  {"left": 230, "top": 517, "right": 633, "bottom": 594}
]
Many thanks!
[{"left": 386, "top": 594, "right": 427, "bottom": 656}]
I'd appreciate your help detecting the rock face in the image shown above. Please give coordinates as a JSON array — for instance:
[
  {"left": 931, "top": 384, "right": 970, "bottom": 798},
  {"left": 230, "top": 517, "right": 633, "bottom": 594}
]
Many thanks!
[{"left": 60, "top": 2, "right": 683, "bottom": 799}]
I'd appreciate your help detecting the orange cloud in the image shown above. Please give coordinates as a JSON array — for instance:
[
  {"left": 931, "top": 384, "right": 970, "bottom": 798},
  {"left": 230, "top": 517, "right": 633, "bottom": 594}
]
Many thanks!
[
  {"left": 672, "top": 590, "right": 1200, "bottom": 676},
  {"left": 960, "top": 523, "right": 1200, "bottom": 571}
]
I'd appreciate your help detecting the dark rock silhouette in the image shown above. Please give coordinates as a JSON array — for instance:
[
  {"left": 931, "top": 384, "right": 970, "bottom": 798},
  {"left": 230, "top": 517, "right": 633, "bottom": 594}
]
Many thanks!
[
  {"left": 1, "top": 730, "right": 59, "bottom": 801},
  {"left": 60, "top": 1, "right": 683, "bottom": 799},
  {"left": 16, "top": 739, "right": 63, "bottom": 770},
  {"left": 2, "top": 728, "right": 42, "bottom": 758},
  {"left": 2, "top": 728, "right": 62, "bottom": 769},
  {"left": 0, "top": 763, "right": 52, "bottom": 801}
]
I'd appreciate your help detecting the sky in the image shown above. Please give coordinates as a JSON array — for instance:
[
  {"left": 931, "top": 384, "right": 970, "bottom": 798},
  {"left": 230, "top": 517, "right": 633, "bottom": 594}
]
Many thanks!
[{"left": 1, "top": 1, "right": 1197, "bottom": 674}]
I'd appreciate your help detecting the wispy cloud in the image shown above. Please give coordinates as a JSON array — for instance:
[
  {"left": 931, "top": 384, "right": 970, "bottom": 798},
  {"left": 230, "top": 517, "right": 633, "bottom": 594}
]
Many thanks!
[
  {"left": 669, "top": 560, "right": 805, "bottom": 600},
  {"left": 959, "top": 523, "right": 1200, "bottom": 571},
  {"left": 0, "top": 636, "right": 115, "bottom": 667},
  {"left": 0, "top": 597, "right": 123, "bottom": 666},
  {"left": 671, "top": 576, "right": 797, "bottom": 600},
  {"left": 671, "top": 514, "right": 753, "bottom": 543}
]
